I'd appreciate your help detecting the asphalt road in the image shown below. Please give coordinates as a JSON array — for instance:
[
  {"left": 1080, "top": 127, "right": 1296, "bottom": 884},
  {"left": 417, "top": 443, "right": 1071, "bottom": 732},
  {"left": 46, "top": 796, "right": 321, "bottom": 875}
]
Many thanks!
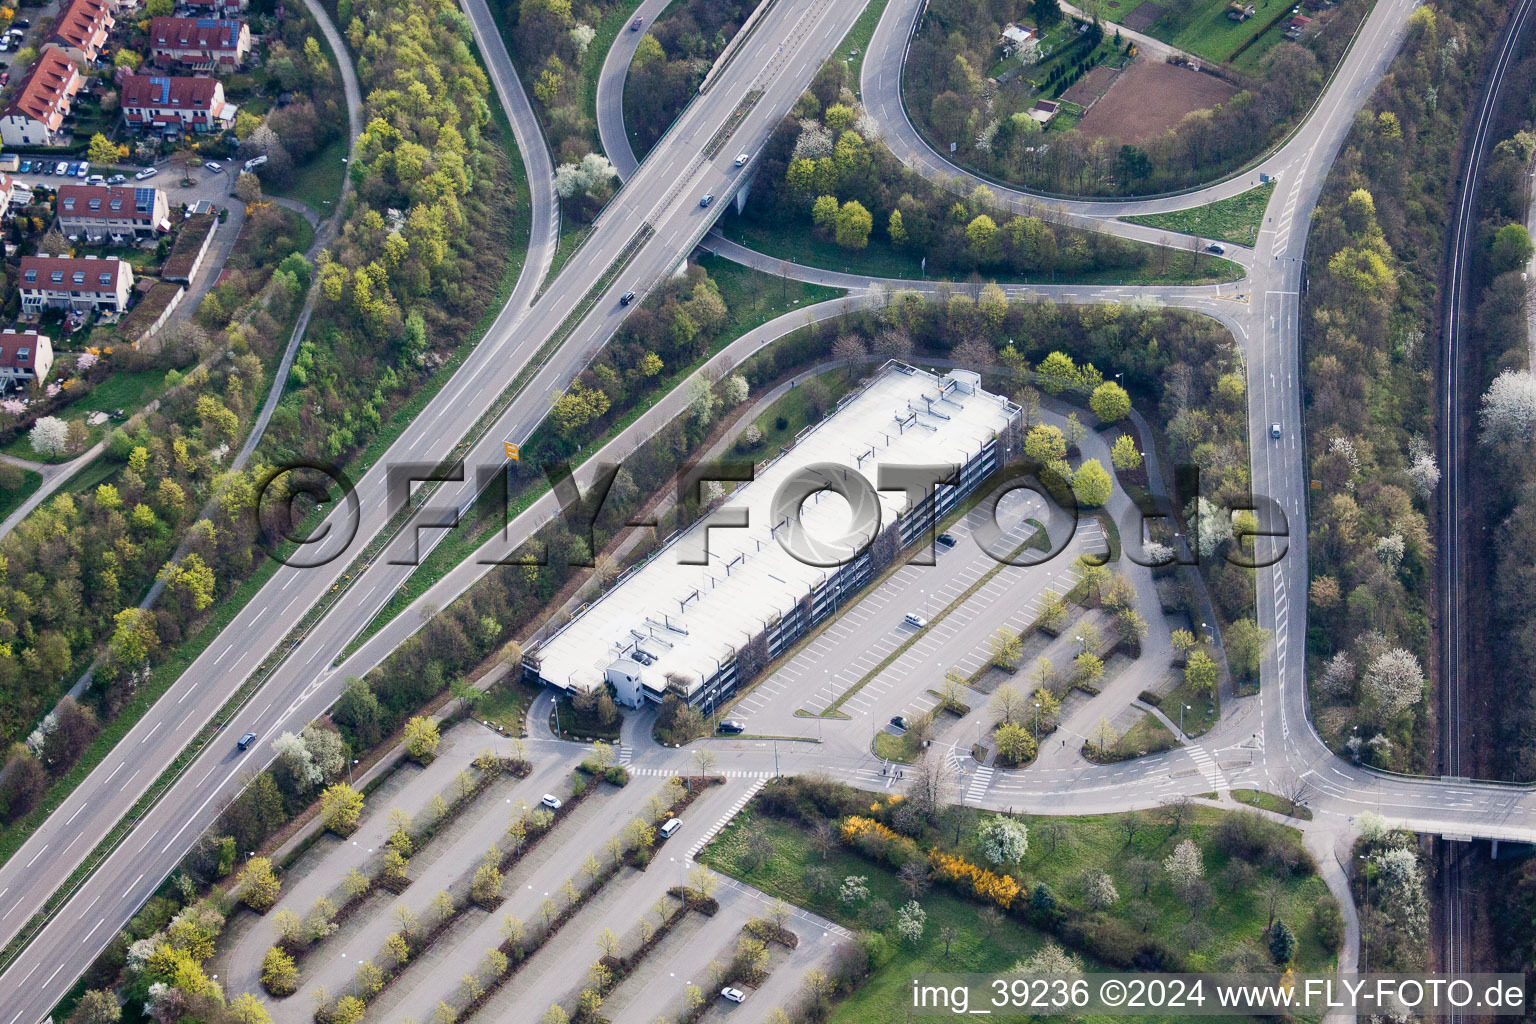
[{"left": 0, "top": 2, "right": 869, "bottom": 1019}]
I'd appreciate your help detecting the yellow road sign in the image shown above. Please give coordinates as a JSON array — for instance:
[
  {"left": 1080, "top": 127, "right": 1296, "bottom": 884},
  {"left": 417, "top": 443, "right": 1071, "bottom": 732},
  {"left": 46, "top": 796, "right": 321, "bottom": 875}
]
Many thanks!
[{"left": 505, "top": 442, "right": 520, "bottom": 460}]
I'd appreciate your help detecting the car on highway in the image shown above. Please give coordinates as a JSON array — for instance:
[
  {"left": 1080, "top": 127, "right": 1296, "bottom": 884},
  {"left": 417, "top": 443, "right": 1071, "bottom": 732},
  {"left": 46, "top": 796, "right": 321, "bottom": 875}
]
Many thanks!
[
  {"left": 890, "top": 715, "right": 908, "bottom": 731},
  {"left": 721, "top": 988, "right": 746, "bottom": 1004},
  {"left": 630, "top": 16, "right": 642, "bottom": 29},
  {"left": 936, "top": 532, "right": 956, "bottom": 548},
  {"left": 620, "top": 289, "right": 636, "bottom": 306},
  {"left": 204, "top": 160, "right": 223, "bottom": 173},
  {"left": 659, "top": 818, "right": 683, "bottom": 839},
  {"left": 1270, "top": 423, "right": 1282, "bottom": 439},
  {"left": 718, "top": 719, "right": 745, "bottom": 734},
  {"left": 541, "top": 793, "right": 563, "bottom": 810},
  {"left": 903, "top": 612, "right": 926, "bottom": 628},
  {"left": 237, "top": 731, "right": 257, "bottom": 751},
  {"left": 135, "top": 166, "right": 159, "bottom": 180},
  {"left": 1204, "top": 243, "right": 1225, "bottom": 255},
  {"left": 734, "top": 152, "right": 749, "bottom": 167},
  {"left": 699, "top": 193, "right": 714, "bottom": 207}
]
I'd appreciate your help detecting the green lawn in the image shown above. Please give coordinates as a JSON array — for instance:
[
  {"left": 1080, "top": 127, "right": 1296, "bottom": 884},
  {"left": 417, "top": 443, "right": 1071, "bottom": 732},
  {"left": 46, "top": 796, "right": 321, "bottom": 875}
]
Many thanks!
[
  {"left": 267, "top": 136, "right": 347, "bottom": 220},
  {"left": 0, "top": 369, "right": 166, "bottom": 463},
  {"left": 1231, "top": 789, "right": 1313, "bottom": 821},
  {"left": 477, "top": 674, "right": 539, "bottom": 735},
  {"left": 873, "top": 730, "right": 922, "bottom": 764},
  {"left": 703, "top": 799, "right": 1339, "bottom": 1023},
  {"left": 1139, "top": 0, "right": 1289, "bottom": 66},
  {"left": 0, "top": 467, "right": 41, "bottom": 520},
  {"left": 1121, "top": 181, "right": 1275, "bottom": 248},
  {"left": 716, "top": 208, "right": 1246, "bottom": 285},
  {"left": 1088, "top": 711, "right": 1178, "bottom": 762},
  {"left": 1163, "top": 673, "right": 1220, "bottom": 737}
]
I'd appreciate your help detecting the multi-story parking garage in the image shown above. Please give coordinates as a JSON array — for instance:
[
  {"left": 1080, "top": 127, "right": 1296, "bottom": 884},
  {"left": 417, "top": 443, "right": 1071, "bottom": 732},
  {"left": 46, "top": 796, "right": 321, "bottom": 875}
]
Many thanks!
[{"left": 525, "top": 362, "right": 1022, "bottom": 709}]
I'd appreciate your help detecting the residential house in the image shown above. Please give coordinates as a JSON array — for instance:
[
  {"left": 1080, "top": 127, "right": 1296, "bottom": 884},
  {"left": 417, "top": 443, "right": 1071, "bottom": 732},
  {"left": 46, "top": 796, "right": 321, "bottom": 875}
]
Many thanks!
[
  {"left": 0, "top": 331, "right": 53, "bottom": 385},
  {"left": 1028, "top": 99, "right": 1060, "bottom": 126},
  {"left": 182, "top": 0, "right": 247, "bottom": 15},
  {"left": 0, "top": 173, "right": 15, "bottom": 222},
  {"left": 120, "top": 74, "right": 236, "bottom": 133},
  {"left": 1284, "top": 14, "right": 1313, "bottom": 38},
  {"left": 148, "top": 17, "right": 251, "bottom": 69},
  {"left": 44, "top": 0, "right": 115, "bottom": 65},
  {"left": 19, "top": 255, "right": 135, "bottom": 313},
  {"left": 58, "top": 184, "right": 170, "bottom": 242},
  {"left": 1001, "top": 23, "right": 1037, "bottom": 54},
  {"left": 0, "top": 51, "right": 83, "bottom": 148}
]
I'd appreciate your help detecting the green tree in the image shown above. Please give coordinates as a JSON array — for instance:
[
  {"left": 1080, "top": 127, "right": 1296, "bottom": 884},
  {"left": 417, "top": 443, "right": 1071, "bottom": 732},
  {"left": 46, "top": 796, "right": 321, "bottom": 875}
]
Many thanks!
[
  {"left": 1089, "top": 382, "right": 1131, "bottom": 422},
  {"left": 835, "top": 200, "right": 873, "bottom": 249},
  {"left": 320, "top": 783, "right": 364, "bottom": 835},
  {"left": 1185, "top": 649, "right": 1218, "bottom": 698},
  {"left": 262, "top": 947, "right": 299, "bottom": 995},
  {"left": 1072, "top": 459, "right": 1112, "bottom": 507},
  {"left": 404, "top": 716, "right": 440, "bottom": 762},
  {"left": 238, "top": 857, "right": 281, "bottom": 911},
  {"left": 1490, "top": 222, "right": 1534, "bottom": 274},
  {"left": 1110, "top": 434, "right": 1142, "bottom": 470},
  {"left": 1031, "top": 0, "right": 1063, "bottom": 28},
  {"left": 811, "top": 193, "right": 839, "bottom": 230},
  {"left": 888, "top": 208, "right": 907, "bottom": 246},
  {"left": 966, "top": 214, "right": 1000, "bottom": 263},
  {"left": 1268, "top": 918, "right": 1297, "bottom": 963},
  {"left": 1224, "top": 618, "right": 1270, "bottom": 681},
  {"left": 87, "top": 134, "right": 118, "bottom": 165},
  {"left": 1024, "top": 424, "right": 1067, "bottom": 461},
  {"left": 994, "top": 722, "right": 1036, "bottom": 765},
  {"left": 1035, "top": 351, "right": 1077, "bottom": 395}
]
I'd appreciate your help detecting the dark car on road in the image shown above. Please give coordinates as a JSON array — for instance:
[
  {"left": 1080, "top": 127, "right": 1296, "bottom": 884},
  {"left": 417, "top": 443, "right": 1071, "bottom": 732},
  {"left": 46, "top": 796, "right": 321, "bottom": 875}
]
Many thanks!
[
  {"left": 890, "top": 715, "right": 908, "bottom": 731},
  {"left": 719, "top": 720, "right": 745, "bottom": 734},
  {"left": 237, "top": 731, "right": 257, "bottom": 751},
  {"left": 936, "top": 532, "right": 957, "bottom": 548}
]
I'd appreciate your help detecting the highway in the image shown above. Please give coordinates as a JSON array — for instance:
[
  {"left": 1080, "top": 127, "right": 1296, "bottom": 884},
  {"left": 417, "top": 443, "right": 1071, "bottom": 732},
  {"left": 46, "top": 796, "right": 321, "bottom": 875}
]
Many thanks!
[
  {"left": 0, "top": 1, "right": 868, "bottom": 1018},
  {"left": 6, "top": 0, "right": 1536, "bottom": 1012}
]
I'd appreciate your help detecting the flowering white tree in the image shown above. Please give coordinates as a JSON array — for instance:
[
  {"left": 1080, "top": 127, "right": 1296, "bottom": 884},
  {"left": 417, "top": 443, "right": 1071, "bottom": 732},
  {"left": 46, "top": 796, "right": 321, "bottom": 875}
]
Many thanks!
[
  {"left": 1407, "top": 435, "right": 1439, "bottom": 498},
  {"left": 792, "top": 120, "right": 833, "bottom": 159},
  {"left": 1185, "top": 497, "right": 1232, "bottom": 557},
  {"left": 839, "top": 875, "right": 870, "bottom": 905},
  {"left": 976, "top": 815, "right": 1029, "bottom": 865},
  {"left": 722, "top": 374, "right": 749, "bottom": 406},
  {"left": 895, "top": 900, "right": 926, "bottom": 944},
  {"left": 1479, "top": 369, "right": 1536, "bottom": 446},
  {"left": 1081, "top": 869, "right": 1118, "bottom": 910},
  {"left": 1362, "top": 648, "right": 1425, "bottom": 718},
  {"left": 76, "top": 351, "right": 99, "bottom": 371},
  {"left": 271, "top": 732, "right": 322, "bottom": 789},
  {"left": 1015, "top": 941, "right": 1081, "bottom": 976},
  {"left": 29, "top": 416, "right": 68, "bottom": 456},
  {"left": 1162, "top": 839, "right": 1204, "bottom": 897},
  {"left": 553, "top": 153, "right": 618, "bottom": 200},
  {"left": 569, "top": 23, "right": 595, "bottom": 55},
  {"left": 1321, "top": 652, "right": 1355, "bottom": 697},
  {"left": 1375, "top": 533, "right": 1405, "bottom": 570}
]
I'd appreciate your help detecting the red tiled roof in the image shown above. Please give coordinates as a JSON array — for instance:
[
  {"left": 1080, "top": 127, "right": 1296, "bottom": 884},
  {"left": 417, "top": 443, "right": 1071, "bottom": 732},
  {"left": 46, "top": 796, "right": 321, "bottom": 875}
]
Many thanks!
[
  {"left": 121, "top": 74, "right": 221, "bottom": 111},
  {"left": 2, "top": 51, "right": 80, "bottom": 129},
  {"left": 48, "top": 0, "right": 112, "bottom": 53},
  {"left": 0, "top": 332, "right": 46, "bottom": 371},
  {"left": 19, "top": 255, "right": 128, "bottom": 292},
  {"left": 148, "top": 17, "right": 245, "bottom": 52}
]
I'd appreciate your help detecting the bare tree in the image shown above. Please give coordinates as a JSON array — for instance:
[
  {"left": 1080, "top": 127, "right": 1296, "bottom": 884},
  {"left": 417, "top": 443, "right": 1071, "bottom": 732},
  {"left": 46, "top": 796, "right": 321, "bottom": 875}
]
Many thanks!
[
  {"left": 1162, "top": 795, "right": 1193, "bottom": 833},
  {"left": 905, "top": 750, "right": 954, "bottom": 818},
  {"left": 898, "top": 861, "right": 930, "bottom": 900},
  {"left": 1281, "top": 774, "right": 1311, "bottom": 816}
]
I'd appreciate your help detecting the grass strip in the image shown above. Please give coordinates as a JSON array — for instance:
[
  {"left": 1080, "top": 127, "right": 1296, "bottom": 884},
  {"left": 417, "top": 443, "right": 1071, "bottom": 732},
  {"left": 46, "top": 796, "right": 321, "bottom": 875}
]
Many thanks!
[{"left": 1120, "top": 181, "right": 1276, "bottom": 248}]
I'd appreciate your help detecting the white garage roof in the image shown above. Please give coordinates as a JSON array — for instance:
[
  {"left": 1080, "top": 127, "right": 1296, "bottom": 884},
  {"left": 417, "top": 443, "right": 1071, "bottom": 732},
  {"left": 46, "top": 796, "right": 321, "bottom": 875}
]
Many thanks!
[{"left": 532, "top": 363, "right": 1018, "bottom": 700}]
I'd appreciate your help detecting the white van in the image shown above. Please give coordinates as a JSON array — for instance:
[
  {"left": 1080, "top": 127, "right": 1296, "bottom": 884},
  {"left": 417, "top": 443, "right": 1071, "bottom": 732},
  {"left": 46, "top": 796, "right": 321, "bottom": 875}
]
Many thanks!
[{"left": 659, "top": 818, "right": 683, "bottom": 839}]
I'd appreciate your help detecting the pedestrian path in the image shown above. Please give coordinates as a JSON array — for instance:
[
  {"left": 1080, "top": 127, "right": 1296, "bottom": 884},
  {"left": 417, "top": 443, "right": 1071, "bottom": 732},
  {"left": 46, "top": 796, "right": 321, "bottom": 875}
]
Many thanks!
[
  {"left": 686, "top": 778, "right": 767, "bottom": 860},
  {"left": 616, "top": 743, "right": 633, "bottom": 766},
  {"left": 1185, "top": 743, "right": 1226, "bottom": 792},
  {"left": 964, "top": 764, "right": 995, "bottom": 804}
]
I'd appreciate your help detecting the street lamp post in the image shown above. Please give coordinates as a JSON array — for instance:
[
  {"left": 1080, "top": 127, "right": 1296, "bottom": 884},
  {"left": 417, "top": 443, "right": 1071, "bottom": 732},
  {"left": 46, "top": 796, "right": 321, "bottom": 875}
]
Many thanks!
[
  {"left": 1180, "top": 703, "right": 1190, "bottom": 735},
  {"left": 1033, "top": 699, "right": 1041, "bottom": 749}
]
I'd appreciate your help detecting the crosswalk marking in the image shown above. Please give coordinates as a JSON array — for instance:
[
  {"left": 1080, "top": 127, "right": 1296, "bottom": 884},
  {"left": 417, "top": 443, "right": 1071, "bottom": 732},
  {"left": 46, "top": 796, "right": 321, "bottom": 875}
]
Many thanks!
[
  {"left": 687, "top": 778, "right": 767, "bottom": 859},
  {"left": 1184, "top": 743, "right": 1226, "bottom": 792},
  {"left": 964, "top": 765, "right": 995, "bottom": 804}
]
